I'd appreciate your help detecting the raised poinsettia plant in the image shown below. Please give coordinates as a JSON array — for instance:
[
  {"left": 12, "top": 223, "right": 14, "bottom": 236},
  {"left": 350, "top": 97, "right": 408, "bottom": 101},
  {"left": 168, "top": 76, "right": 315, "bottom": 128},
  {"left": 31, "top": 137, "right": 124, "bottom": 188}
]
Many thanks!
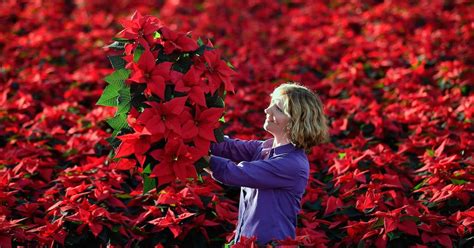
[
  {"left": 1, "top": 1, "right": 472, "bottom": 247},
  {"left": 97, "top": 12, "right": 235, "bottom": 192}
]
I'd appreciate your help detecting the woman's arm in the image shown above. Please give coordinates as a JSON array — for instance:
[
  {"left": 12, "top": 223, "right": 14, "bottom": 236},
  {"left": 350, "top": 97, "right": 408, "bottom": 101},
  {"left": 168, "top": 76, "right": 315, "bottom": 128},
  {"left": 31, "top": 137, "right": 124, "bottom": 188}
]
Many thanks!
[
  {"left": 208, "top": 155, "right": 308, "bottom": 189},
  {"left": 210, "top": 136, "right": 263, "bottom": 162}
]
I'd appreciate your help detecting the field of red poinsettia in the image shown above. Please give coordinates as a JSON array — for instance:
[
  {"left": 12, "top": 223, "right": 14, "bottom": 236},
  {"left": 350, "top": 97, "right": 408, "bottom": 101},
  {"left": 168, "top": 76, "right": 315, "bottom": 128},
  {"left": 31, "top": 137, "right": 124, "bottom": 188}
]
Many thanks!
[{"left": 1, "top": 0, "right": 473, "bottom": 247}]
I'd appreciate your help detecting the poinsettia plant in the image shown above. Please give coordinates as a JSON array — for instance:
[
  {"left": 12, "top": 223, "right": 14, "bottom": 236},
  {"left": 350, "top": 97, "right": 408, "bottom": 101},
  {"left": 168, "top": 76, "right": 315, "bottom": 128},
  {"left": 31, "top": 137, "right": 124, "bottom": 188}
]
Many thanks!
[
  {"left": 1, "top": 1, "right": 472, "bottom": 247},
  {"left": 97, "top": 12, "right": 235, "bottom": 193}
]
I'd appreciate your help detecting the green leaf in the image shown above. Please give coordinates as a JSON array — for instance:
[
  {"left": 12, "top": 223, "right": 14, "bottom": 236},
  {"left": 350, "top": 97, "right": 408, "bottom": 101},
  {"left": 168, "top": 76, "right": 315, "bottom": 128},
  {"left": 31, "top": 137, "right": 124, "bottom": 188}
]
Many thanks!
[
  {"left": 197, "top": 173, "right": 203, "bottom": 183},
  {"left": 106, "top": 136, "right": 121, "bottom": 150},
  {"left": 172, "top": 55, "right": 193, "bottom": 73},
  {"left": 338, "top": 152, "right": 346, "bottom": 159},
  {"left": 106, "top": 113, "right": 127, "bottom": 130},
  {"left": 114, "top": 193, "right": 132, "bottom": 199},
  {"left": 372, "top": 218, "right": 384, "bottom": 229},
  {"left": 206, "top": 94, "right": 225, "bottom": 108},
  {"left": 215, "top": 96, "right": 225, "bottom": 108},
  {"left": 106, "top": 41, "right": 126, "bottom": 50},
  {"left": 96, "top": 84, "right": 120, "bottom": 106},
  {"left": 460, "top": 85, "right": 470, "bottom": 96},
  {"left": 143, "top": 164, "right": 152, "bottom": 174},
  {"left": 112, "top": 37, "right": 132, "bottom": 42},
  {"left": 413, "top": 178, "right": 428, "bottom": 190},
  {"left": 214, "top": 127, "right": 225, "bottom": 143},
  {"left": 374, "top": 82, "right": 385, "bottom": 89},
  {"left": 106, "top": 114, "right": 128, "bottom": 137},
  {"left": 104, "top": 69, "right": 130, "bottom": 85},
  {"left": 226, "top": 61, "right": 235, "bottom": 69},
  {"left": 339, "top": 206, "right": 362, "bottom": 218},
  {"left": 108, "top": 55, "right": 126, "bottom": 70},
  {"left": 134, "top": 47, "right": 144, "bottom": 62},
  {"left": 97, "top": 69, "right": 130, "bottom": 107},
  {"left": 426, "top": 148, "right": 435, "bottom": 157},
  {"left": 303, "top": 200, "right": 322, "bottom": 211},
  {"left": 197, "top": 37, "right": 204, "bottom": 46},
  {"left": 154, "top": 31, "right": 161, "bottom": 39},
  {"left": 164, "top": 84, "right": 175, "bottom": 101},
  {"left": 425, "top": 201, "right": 437, "bottom": 208},
  {"left": 453, "top": 171, "right": 463, "bottom": 177},
  {"left": 142, "top": 164, "right": 156, "bottom": 194},
  {"left": 219, "top": 116, "right": 225, "bottom": 123},
  {"left": 450, "top": 178, "right": 467, "bottom": 185},
  {"left": 195, "top": 158, "right": 209, "bottom": 174},
  {"left": 116, "top": 87, "right": 131, "bottom": 115},
  {"left": 400, "top": 215, "right": 420, "bottom": 223},
  {"left": 387, "top": 231, "right": 401, "bottom": 240}
]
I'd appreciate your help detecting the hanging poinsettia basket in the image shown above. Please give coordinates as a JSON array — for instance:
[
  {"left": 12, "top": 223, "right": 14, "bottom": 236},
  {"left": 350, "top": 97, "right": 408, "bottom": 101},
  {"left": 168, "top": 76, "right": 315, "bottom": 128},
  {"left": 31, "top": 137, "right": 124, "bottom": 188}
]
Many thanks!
[{"left": 97, "top": 12, "right": 235, "bottom": 193}]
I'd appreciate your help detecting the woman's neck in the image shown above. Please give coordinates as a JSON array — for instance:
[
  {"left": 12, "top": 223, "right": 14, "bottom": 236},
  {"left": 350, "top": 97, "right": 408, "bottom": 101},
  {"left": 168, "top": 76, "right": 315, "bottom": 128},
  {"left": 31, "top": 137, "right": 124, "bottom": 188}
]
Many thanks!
[{"left": 272, "top": 136, "right": 290, "bottom": 148}]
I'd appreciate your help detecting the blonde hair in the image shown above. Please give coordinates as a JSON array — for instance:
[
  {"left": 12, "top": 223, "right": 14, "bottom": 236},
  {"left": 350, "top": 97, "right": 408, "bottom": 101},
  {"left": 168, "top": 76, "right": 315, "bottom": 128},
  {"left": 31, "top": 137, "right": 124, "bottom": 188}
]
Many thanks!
[{"left": 271, "top": 83, "right": 329, "bottom": 151}]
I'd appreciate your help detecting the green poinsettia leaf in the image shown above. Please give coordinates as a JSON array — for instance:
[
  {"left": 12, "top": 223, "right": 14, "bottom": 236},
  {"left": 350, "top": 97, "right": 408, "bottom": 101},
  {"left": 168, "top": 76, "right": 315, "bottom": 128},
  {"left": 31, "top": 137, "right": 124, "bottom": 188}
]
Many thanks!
[
  {"left": 214, "top": 127, "right": 225, "bottom": 143},
  {"left": 104, "top": 69, "right": 130, "bottom": 85},
  {"left": 116, "top": 86, "right": 131, "bottom": 115},
  {"left": 142, "top": 164, "right": 156, "bottom": 194},
  {"left": 154, "top": 31, "right": 161, "bottom": 39},
  {"left": 106, "top": 41, "right": 127, "bottom": 50},
  {"left": 197, "top": 37, "right": 204, "bottom": 46},
  {"left": 106, "top": 113, "right": 128, "bottom": 137},
  {"left": 96, "top": 85, "right": 120, "bottom": 106},
  {"left": 206, "top": 94, "right": 225, "bottom": 108},
  {"left": 97, "top": 69, "right": 130, "bottom": 107},
  {"left": 413, "top": 178, "right": 428, "bottom": 190},
  {"left": 450, "top": 178, "right": 467, "bottom": 185},
  {"left": 112, "top": 37, "right": 132, "bottom": 42},
  {"left": 133, "top": 47, "right": 144, "bottom": 62},
  {"left": 108, "top": 55, "right": 126, "bottom": 70},
  {"left": 172, "top": 55, "right": 193, "bottom": 73}
]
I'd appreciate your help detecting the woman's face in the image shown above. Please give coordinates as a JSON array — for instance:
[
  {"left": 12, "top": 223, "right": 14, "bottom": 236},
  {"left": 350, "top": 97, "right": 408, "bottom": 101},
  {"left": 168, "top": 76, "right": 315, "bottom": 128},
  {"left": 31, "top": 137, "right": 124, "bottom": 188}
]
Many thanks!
[{"left": 263, "top": 96, "right": 290, "bottom": 137}]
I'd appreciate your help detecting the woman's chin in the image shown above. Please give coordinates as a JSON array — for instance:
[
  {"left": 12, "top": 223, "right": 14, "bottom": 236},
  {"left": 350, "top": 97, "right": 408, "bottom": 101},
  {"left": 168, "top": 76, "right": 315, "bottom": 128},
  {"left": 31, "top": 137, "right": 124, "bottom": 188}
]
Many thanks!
[
  {"left": 263, "top": 122, "right": 270, "bottom": 131},
  {"left": 263, "top": 123, "right": 275, "bottom": 134}
]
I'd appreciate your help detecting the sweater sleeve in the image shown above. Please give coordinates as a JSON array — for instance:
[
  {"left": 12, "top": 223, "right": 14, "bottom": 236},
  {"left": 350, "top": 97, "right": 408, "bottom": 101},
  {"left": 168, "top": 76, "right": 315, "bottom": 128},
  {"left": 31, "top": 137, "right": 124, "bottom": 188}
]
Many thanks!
[
  {"left": 210, "top": 136, "right": 263, "bottom": 162},
  {"left": 209, "top": 155, "right": 306, "bottom": 189}
]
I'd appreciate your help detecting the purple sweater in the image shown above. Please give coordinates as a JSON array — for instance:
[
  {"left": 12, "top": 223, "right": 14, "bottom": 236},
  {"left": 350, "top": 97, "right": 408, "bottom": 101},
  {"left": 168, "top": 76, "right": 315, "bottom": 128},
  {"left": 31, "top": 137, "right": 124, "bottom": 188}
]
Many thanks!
[{"left": 209, "top": 137, "right": 309, "bottom": 245}]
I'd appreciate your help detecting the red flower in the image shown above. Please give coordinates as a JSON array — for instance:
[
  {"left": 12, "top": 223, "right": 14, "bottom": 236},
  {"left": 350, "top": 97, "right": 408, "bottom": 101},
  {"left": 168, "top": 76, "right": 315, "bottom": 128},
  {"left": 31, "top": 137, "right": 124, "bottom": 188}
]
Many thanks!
[
  {"left": 196, "top": 50, "right": 236, "bottom": 94},
  {"left": 149, "top": 136, "right": 198, "bottom": 186},
  {"left": 115, "top": 129, "right": 152, "bottom": 166},
  {"left": 128, "top": 48, "right": 172, "bottom": 100},
  {"left": 232, "top": 235, "right": 258, "bottom": 248},
  {"left": 181, "top": 107, "right": 223, "bottom": 157},
  {"left": 160, "top": 26, "right": 198, "bottom": 54},
  {"left": 149, "top": 209, "right": 195, "bottom": 238},
  {"left": 419, "top": 222, "right": 454, "bottom": 248},
  {"left": 67, "top": 201, "right": 113, "bottom": 237},
  {"left": 182, "top": 107, "right": 223, "bottom": 142},
  {"left": 174, "top": 66, "right": 208, "bottom": 106},
  {"left": 27, "top": 218, "right": 67, "bottom": 245},
  {"left": 137, "top": 96, "right": 187, "bottom": 138},
  {"left": 192, "top": 214, "right": 220, "bottom": 241},
  {"left": 119, "top": 11, "right": 162, "bottom": 48},
  {"left": 110, "top": 158, "right": 136, "bottom": 171},
  {"left": 374, "top": 207, "right": 420, "bottom": 237},
  {"left": 355, "top": 189, "right": 381, "bottom": 212},
  {"left": 324, "top": 196, "right": 344, "bottom": 216}
]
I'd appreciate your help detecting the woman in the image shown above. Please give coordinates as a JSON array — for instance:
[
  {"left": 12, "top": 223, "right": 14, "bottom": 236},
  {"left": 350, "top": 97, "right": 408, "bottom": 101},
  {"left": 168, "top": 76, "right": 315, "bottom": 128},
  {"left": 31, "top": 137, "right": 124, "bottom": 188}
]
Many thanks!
[{"left": 204, "top": 83, "right": 329, "bottom": 245}]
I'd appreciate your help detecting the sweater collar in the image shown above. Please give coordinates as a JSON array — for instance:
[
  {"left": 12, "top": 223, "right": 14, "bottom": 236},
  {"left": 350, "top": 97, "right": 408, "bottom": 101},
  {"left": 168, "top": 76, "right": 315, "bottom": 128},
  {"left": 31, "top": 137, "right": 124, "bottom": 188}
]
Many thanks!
[{"left": 262, "top": 138, "right": 297, "bottom": 155}]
